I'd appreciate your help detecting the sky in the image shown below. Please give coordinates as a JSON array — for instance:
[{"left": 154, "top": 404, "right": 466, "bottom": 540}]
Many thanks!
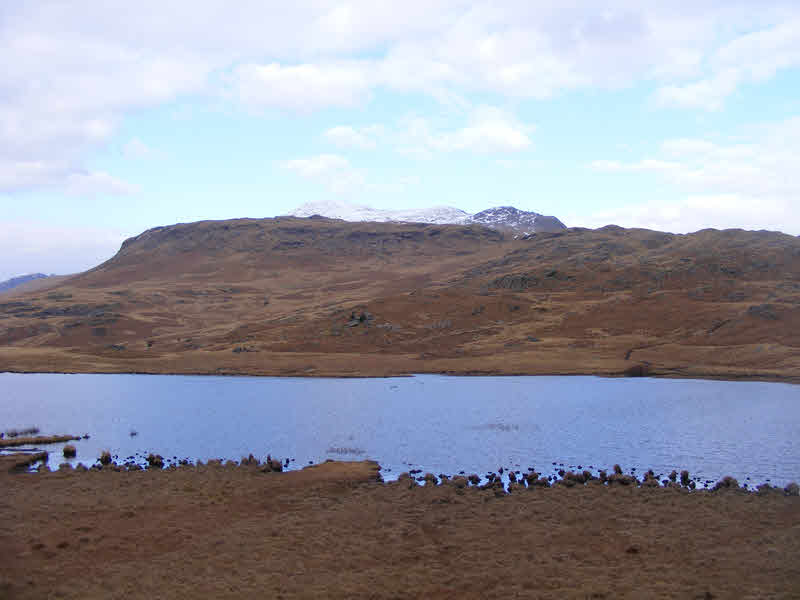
[{"left": 1, "top": 1, "right": 800, "bottom": 281}]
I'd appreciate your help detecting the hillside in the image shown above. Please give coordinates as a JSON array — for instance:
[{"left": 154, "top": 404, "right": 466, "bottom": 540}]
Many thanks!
[{"left": 0, "top": 217, "right": 798, "bottom": 381}]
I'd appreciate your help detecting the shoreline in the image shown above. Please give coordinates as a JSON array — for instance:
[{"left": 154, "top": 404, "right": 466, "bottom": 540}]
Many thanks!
[
  {"left": 2, "top": 366, "right": 799, "bottom": 385},
  {"left": 4, "top": 449, "right": 797, "bottom": 494}
]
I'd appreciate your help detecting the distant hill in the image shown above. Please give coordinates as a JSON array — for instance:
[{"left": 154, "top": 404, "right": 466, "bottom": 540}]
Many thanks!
[
  {"left": 288, "top": 201, "right": 566, "bottom": 235},
  {"left": 0, "top": 273, "right": 50, "bottom": 294},
  {"left": 0, "top": 216, "right": 798, "bottom": 382}
]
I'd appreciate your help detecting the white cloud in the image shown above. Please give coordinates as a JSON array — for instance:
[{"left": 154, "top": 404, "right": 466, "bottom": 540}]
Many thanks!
[
  {"left": 1, "top": 1, "right": 799, "bottom": 197},
  {"left": 397, "top": 106, "right": 534, "bottom": 157},
  {"left": 0, "top": 220, "right": 131, "bottom": 282},
  {"left": 0, "top": 160, "right": 138, "bottom": 196},
  {"left": 714, "top": 18, "right": 800, "bottom": 82},
  {"left": 655, "top": 18, "right": 800, "bottom": 110},
  {"left": 232, "top": 62, "right": 371, "bottom": 111},
  {"left": 282, "top": 154, "right": 352, "bottom": 179},
  {"left": 654, "top": 69, "right": 741, "bottom": 111},
  {"left": 494, "top": 158, "right": 545, "bottom": 169},
  {"left": 281, "top": 153, "right": 419, "bottom": 196},
  {"left": 590, "top": 159, "right": 681, "bottom": 173},
  {"left": 323, "top": 107, "right": 533, "bottom": 158},
  {"left": 281, "top": 153, "right": 367, "bottom": 194},
  {"left": 64, "top": 171, "right": 140, "bottom": 197},
  {"left": 323, "top": 125, "right": 382, "bottom": 149},
  {"left": 660, "top": 138, "right": 717, "bottom": 155},
  {"left": 435, "top": 107, "right": 533, "bottom": 152},
  {"left": 570, "top": 193, "right": 793, "bottom": 234},
  {"left": 584, "top": 117, "right": 800, "bottom": 234},
  {"left": 122, "top": 138, "right": 154, "bottom": 158}
]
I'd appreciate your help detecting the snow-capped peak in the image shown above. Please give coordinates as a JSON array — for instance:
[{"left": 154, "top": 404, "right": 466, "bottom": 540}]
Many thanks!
[
  {"left": 288, "top": 200, "right": 469, "bottom": 225},
  {"left": 287, "top": 200, "right": 566, "bottom": 234}
]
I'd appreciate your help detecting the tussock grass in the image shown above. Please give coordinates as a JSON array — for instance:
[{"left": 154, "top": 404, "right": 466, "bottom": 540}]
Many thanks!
[{"left": 0, "top": 451, "right": 48, "bottom": 472}]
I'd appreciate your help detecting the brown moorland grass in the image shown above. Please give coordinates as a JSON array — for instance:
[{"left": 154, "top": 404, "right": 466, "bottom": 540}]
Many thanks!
[
  {"left": 0, "top": 451, "right": 48, "bottom": 473},
  {"left": 0, "top": 218, "right": 798, "bottom": 381},
  {"left": 0, "top": 435, "right": 81, "bottom": 449},
  {"left": 1, "top": 460, "right": 798, "bottom": 599}
]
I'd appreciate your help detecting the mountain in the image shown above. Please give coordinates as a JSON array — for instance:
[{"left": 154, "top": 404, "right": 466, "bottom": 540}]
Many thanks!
[
  {"left": 468, "top": 206, "right": 566, "bottom": 234},
  {"left": 0, "top": 216, "right": 798, "bottom": 381},
  {"left": 287, "top": 200, "right": 565, "bottom": 234},
  {"left": 0, "top": 273, "right": 50, "bottom": 294}
]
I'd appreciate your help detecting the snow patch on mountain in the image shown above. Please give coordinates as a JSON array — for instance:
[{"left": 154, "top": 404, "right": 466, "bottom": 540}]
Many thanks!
[
  {"left": 287, "top": 200, "right": 566, "bottom": 234},
  {"left": 289, "top": 200, "right": 469, "bottom": 225}
]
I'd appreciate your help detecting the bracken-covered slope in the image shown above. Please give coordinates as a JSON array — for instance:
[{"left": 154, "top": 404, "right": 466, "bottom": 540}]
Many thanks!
[{"left": 0, "top": 217, "right": 798, "bottom": 380}]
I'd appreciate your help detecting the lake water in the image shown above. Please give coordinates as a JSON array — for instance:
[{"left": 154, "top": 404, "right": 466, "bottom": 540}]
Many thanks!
[{"left": 1, "top": 373, "right": 798, "bottom": 487}]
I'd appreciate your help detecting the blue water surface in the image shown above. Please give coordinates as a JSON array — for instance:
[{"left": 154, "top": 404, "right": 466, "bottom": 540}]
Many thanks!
[{"left": 0, "top": 373, "right": 797, "bottom": 486}]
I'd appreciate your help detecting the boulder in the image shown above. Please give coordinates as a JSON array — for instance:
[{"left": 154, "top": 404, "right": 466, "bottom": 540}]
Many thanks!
[
  {"left": 712, "top": 476, "right": 740, "bottom": 491},
  {"left": 680, "top": 470, "right": 691, "bottom": 487},
  {"left": 396, "top": 472, "right": 418, "bottom": 488},
  {"left": 261, "top": 455, "right": 283, "bottom": 473},
  {"left": 450, "top": 476, "right": 468, "bottom": 489},
  {"left": 240, "top": 454, "right": 260, "bottom": 466}
]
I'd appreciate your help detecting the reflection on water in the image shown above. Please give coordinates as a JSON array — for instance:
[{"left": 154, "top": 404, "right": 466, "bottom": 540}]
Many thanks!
[{"left": 0, "top": 373, "right": 797, "bottom": 486}]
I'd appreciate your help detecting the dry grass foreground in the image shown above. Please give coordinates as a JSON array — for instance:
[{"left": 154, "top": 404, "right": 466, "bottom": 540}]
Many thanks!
[
  {"left": 1, "top": 218, "right": 799, "bottom": 381},
  {"left": 1, "top": 460, "right": 798, "bottom": 599}
]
